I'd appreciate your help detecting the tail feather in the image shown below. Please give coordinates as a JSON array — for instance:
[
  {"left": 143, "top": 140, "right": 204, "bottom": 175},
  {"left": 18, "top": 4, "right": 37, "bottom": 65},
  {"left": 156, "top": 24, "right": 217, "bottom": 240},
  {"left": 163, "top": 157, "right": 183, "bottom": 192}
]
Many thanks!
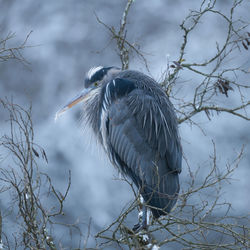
[{"left": 141, "top": 172, "right": 179, "bottom": 218}]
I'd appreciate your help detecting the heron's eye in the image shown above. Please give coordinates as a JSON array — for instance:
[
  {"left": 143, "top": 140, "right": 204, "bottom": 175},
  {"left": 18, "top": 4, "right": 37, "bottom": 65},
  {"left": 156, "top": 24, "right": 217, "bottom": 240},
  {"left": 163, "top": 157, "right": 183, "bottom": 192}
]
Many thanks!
[{"left": 94, "top": 82, "right": 98, "bottom": 87}]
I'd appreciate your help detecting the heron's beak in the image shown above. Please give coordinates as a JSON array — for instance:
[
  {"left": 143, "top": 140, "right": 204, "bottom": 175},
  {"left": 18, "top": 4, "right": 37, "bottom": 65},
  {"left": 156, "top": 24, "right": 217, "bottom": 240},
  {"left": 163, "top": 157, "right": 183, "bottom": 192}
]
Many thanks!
[{"left": 55, "top": 88, "right": 90, "bottom": 121}]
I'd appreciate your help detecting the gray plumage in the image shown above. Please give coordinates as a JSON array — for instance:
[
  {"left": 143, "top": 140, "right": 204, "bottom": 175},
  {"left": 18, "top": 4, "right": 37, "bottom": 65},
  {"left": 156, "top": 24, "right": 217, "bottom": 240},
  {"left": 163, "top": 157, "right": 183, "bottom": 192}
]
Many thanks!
[
  {"left": 57, "top": 66, "right": 182, "bottom": 230},
  {"left": 84, "top": 67, "right": 182, "bottom": 218}
]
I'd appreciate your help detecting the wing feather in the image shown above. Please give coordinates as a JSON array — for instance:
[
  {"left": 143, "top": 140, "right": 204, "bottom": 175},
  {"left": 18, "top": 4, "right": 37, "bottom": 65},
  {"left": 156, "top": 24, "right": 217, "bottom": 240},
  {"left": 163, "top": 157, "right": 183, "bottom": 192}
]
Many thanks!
[
  {"left": 103, "top": 77, "right": 182, "bottom": 173},
  {"left": 102, "top": 77, "right": 182, "bottom": 217}
]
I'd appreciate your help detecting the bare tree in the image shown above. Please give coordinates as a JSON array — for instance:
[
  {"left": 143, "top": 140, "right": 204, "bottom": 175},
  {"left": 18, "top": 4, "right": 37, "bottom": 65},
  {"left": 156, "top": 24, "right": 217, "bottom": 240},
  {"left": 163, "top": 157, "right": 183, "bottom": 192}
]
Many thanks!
[
  {"left": 0, "top": 100, "right": 72, "bottom": 249},
  {"left": 94, "top": 0, "right": 250, "bottom": 249}
]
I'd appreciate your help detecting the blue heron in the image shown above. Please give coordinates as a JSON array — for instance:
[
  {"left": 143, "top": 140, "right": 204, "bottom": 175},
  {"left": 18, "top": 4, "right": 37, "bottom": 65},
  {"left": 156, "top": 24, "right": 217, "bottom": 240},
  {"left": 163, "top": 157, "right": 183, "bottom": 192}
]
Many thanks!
[{"left": 56, "top": 66, "right": 182, "bottom": 232}]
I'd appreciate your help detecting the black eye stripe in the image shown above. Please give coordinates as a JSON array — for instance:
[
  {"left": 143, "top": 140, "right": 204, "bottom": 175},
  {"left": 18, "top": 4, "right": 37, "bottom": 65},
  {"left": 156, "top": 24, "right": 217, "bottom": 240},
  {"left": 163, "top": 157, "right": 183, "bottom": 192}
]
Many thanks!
[
  {"left": 84, "top": 66, "right": 118, "bottom": 88},
  {"left": 91, "top": 69, "right": 106, "bottom": 82},
  {"left": 91, "top": 67, "right": 114, "bottom": 82}
]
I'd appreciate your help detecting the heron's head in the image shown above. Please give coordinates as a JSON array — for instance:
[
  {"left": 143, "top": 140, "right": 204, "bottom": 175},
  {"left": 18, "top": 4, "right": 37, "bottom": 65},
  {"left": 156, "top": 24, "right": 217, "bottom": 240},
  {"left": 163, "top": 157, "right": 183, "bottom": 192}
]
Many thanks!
[{"left": 55, "top": 66, "right": 121, "bottom": 120}]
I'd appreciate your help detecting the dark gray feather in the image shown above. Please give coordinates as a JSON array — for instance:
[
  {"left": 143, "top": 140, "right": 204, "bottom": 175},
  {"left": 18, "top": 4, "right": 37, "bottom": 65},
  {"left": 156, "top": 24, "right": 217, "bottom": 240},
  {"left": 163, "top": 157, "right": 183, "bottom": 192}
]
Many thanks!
[{"left": 98, "top": 73, "right": 182, "bottom": 217}]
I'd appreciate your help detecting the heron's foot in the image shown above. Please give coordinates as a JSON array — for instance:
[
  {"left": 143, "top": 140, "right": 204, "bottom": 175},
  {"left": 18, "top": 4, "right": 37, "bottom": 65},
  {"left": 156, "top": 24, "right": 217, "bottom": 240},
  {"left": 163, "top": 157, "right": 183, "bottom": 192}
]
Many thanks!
[{"left": 132, "top": 220, "right": 147, "bottom": 233}]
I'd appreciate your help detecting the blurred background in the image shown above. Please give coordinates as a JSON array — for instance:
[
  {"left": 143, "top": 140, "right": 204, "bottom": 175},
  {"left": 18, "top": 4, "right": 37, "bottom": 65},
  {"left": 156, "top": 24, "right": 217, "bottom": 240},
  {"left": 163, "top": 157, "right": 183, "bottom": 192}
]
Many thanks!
[{"left": 0, "top": 0, "right": 249, "bottom": 248}]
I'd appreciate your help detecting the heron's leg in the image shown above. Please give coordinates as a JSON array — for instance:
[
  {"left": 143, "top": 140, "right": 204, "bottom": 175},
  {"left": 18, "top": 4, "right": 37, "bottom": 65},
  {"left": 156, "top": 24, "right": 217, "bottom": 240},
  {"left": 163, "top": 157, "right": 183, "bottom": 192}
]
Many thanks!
[
  {"left": 133, "top": 205, "right": 148, "bottom": 232},
  {"left": 133, "top": 196, "right": 149, "bottom": 232}
]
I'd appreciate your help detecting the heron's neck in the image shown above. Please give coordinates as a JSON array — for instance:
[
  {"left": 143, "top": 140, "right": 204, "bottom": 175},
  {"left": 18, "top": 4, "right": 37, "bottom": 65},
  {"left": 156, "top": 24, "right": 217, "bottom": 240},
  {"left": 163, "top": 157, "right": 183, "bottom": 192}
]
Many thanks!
[{"left": 84, "top": 87, "right": 102, "bottom": 136}]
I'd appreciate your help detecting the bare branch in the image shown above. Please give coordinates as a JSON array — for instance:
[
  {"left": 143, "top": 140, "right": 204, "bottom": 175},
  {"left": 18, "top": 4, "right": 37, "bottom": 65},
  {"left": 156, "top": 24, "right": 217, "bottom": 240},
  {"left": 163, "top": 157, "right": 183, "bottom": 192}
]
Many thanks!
[
  {"left": 95, "top": 0, "right": 150, "bottom": 71},
  {"left": 0, "top": 31, "right": 32, "bottom": 66}
]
